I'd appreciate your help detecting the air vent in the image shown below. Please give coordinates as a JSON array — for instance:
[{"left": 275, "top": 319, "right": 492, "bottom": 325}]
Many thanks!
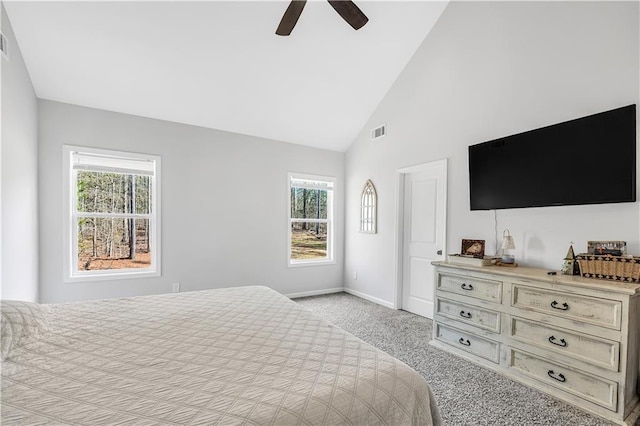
[
  {"left": 371, "top": 124, "right": 386, "bottom": 140},
  {"left": 0, "top": 32, "right": 7, "bottom": 59}
]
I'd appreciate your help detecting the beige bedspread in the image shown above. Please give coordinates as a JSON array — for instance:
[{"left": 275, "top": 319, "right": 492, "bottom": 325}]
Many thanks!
[{"left": 1, "top": 286, "right": 440, "bottom": 425}]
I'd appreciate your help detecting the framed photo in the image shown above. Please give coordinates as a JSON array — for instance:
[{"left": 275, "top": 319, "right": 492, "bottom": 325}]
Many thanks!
[
  {"left": 461, "top": 239, "right": 485, "bottom": 258},
  {"left": 588, "top": 240, "right": 626, "bottom": 256}
]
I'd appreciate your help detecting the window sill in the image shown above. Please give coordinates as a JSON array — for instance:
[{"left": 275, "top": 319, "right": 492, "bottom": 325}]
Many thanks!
[
  {"left": 65, "top": 269, "right": 160, "bottom": 283},
  {"left": 288, "top": 260, "right": 336, "bottom": 268}
]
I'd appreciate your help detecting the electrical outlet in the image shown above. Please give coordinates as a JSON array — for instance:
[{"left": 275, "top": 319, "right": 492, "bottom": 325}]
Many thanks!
[
  {"left": 354, "top": 271, "right": 358, "bottom": 280},
  {"left": 172, "top": 282, "right": 180, "bottom": 293}
]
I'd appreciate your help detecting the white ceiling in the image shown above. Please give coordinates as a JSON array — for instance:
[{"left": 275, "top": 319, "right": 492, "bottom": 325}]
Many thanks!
[{"left": 4, "top": 1, "right": 448, "bottom": 151}]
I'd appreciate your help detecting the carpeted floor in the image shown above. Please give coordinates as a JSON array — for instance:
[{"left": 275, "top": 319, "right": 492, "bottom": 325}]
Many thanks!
[{"left": 294, "top": 292, "right": 614, "bottom": 426}]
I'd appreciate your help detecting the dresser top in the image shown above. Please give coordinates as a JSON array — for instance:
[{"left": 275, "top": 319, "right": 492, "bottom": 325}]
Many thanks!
[{"left": 433, "top": 261, "right": 640, "bottom": 295}]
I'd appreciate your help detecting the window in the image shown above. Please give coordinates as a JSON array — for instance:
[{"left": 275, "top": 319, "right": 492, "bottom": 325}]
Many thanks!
[
  {"left": 288, "top": 173, "right": 334, "bottom": 266},
  {"left": 360, "top": 179, "right": 377, "bottom": 233},
  {"left": 63, "top": 146, "right": 161, "bottom": 281}
]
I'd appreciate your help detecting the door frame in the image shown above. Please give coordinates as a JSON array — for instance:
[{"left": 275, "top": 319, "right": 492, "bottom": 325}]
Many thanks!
[{"left": 393, "top": 158, "right": 448, "bottom": 310}]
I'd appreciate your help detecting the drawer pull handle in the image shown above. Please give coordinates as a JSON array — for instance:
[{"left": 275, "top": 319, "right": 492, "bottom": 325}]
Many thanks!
[
  {"left": 460, "top": 283, "right": 474, "bottom": 291},
  {"left": 459, "top": 310, "right": 472, "bottom": 319},
  {"left": 550, "top": 300, "right": 569, "bottom": 310},
  {"left": 548, "top": 336, "right": 567, "bottom": 347},
  {"left": 547, "top": 370, "right": 566, "bottom": 383},
  {"left": 458, "top": 338, "right": 471, "bottom": 346}
]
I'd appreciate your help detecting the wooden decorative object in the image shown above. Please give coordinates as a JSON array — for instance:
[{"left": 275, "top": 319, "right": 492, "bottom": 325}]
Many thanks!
[
  {"left": 360, "top": 180, "right": 377, "bottom": 234},
  {"left": 495, "top": 261, "right": 518, "bottom": 267}
]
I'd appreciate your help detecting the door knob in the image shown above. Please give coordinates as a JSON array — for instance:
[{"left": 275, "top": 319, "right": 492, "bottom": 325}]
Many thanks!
[{"left": 436, "top": 250, "right": 442, "bottom": 255}]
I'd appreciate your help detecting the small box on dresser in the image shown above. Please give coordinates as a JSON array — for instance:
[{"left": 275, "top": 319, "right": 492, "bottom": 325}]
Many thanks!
[{"left": 430, "top": 261, "right": 640, "bottom": 425}]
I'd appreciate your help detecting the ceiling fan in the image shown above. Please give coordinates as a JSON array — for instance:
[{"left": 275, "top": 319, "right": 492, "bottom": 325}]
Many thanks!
[{"left": 276, "top": 0, "right": 369, "bottom": 36}]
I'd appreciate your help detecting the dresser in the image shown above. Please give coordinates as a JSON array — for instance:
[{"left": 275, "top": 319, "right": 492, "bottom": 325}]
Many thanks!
[{"left": 430, "top": 262, "right": 640, "bottom": 425}]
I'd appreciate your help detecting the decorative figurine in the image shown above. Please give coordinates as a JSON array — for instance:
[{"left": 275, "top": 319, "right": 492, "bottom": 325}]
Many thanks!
[{"left": 561, "top": 243, "right": 576, "bottom": 275}]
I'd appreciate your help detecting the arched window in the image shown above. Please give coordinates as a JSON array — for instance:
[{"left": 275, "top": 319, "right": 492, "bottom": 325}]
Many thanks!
[{"left": 360, "top": 180, "right": 377, "bottom": 233}]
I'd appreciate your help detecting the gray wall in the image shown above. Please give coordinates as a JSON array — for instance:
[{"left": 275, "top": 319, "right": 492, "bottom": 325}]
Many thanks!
[
  {"left": 344, "top": 1, "right": 640, "bottom": 304},
  {"left": 1, "top": 4, "right": 39, "bottom": 302},
  {"left": 38, "top": 100, "right": 345, "bottom": 303}
]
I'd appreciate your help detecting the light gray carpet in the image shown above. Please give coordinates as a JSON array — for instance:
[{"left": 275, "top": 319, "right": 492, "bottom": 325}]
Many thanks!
[{"left": 294, "top": 292, "right": 615, "bottom": 426}]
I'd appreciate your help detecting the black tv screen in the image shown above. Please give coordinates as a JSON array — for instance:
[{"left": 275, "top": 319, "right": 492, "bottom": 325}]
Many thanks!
[{"left": 469, "top": 104, "right": 637, "bottom": 210}]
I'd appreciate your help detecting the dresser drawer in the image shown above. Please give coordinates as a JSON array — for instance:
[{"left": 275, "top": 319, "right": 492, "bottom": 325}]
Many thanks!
[
  {"left": 511, "top": 317, "right": 620, "bottom": 371},
  {"left": 512, "top": 285, "right": 621, "bottom": 330},
  {"left": 438, "top": 273, "right": 502, "bottom": 303},
  {"left": 509, "top": 349, "right": 618, "bottom": 411},
  {"left": 435, "top": 322, "right": 500, "bottom": 363},
  {"left": 436, "top": 297, "right": 500, "bottom": 333}
]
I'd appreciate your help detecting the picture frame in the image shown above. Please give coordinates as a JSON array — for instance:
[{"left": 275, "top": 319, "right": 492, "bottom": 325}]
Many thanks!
[
  {"left": 587, "top": 240, "right": 626, "bottom": 256},
  {"left": 461, "top": 239, "right": 485, "bottom": 258}
]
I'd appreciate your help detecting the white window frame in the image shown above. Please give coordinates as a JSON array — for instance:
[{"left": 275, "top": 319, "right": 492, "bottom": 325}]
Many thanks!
[
  {"left": 287, "top": 172, "right": 335, "bottom": 267},
  {"left": 360, "top": 179, "right": 377, "bottom": 234},
  {"left": 63, "top": 145, "right": 161, "bottom": 282}
]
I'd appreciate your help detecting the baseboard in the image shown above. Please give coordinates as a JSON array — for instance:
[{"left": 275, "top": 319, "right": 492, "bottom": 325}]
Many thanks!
[
  {"left": 286, "top": 287, "right": 397, "bottom": 311},
  {"left": 343, "top": 288, "right": 395, "bottom": 309},
  {"left": 285, "top": 287, "right": 345, "bottom": 299}
]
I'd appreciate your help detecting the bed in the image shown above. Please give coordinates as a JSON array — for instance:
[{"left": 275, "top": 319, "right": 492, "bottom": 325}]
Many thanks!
[{"left": 1, "top": 286, "right": 441, "bottom": 425}]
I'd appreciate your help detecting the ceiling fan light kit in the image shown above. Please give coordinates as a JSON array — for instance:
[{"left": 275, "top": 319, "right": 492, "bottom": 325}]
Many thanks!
[{"left": 276, "top": 0, "right": 369, "bottom": 36}]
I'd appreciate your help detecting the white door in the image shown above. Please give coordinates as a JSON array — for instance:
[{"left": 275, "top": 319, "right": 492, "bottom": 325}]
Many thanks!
[{"left": 399, "top": 160, "right": 447, "bottom": 318}]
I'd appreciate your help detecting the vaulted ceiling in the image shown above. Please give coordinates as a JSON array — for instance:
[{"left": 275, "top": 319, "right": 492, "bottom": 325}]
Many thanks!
[{"left": 4, "top": 1, "right": 448, "bottom": 151}]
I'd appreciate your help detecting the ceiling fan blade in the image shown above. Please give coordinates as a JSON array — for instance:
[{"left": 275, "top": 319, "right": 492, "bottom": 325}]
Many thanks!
[
  {"left": 276, "top": 0, "right": 307, "bottom": 36},
  {"left": 327, "top": 1, "right": 368, "bottom": 31}
]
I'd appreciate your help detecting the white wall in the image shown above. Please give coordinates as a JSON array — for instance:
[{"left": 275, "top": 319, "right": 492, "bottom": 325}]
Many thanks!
[
  {"left": 1, "top": 3, "right": 39, "bottom": 302},
  {"left": 38, "top": 100, "right": 345, "bottom": 303},
  {"left": 344, "top": 1, "right": 640, "bottom": 304}
]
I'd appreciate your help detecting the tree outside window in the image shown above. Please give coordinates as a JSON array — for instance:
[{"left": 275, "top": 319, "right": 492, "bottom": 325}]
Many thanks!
[
  {"left": 64, "top": 146, "right": 161, "bottom": 281},
  {"left": 288, "top": 174, "right": 334, "bottom": 265}
]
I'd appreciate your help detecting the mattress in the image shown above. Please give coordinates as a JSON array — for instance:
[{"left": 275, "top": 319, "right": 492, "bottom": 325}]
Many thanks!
[{"left": 1, "top": 286, "right": 441, "bottom": 425}]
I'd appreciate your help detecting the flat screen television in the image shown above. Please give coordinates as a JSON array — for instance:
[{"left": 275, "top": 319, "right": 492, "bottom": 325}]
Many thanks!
[{"left": 469, "top": 104, "right": 637, "bottom": 210}]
